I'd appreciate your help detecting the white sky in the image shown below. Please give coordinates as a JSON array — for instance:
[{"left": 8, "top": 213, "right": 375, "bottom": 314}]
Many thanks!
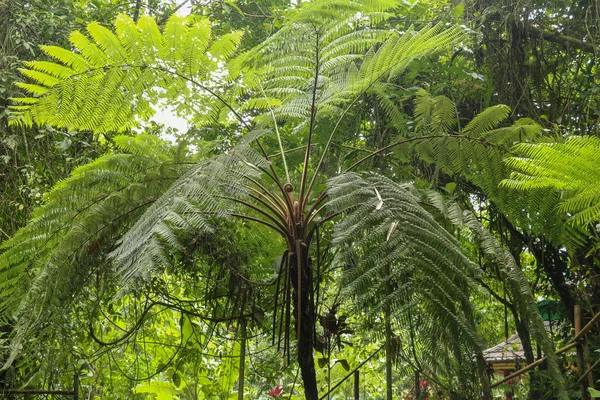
[
  {"left": 150, "top": 106, "right": 189, "bottom": 135},
  {"left": 177, "top": 1, "right": 193, "bottom": 17}
]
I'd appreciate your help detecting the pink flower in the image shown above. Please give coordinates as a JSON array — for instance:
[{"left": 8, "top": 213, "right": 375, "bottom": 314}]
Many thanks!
[{"left": 268, "top": 386, "right": 284, "bottom": 398}]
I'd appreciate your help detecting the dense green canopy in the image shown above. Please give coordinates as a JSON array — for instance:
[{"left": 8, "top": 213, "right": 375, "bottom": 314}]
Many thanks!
[{"left": 1, "top": 0, "right": 599, "bottom": 399}]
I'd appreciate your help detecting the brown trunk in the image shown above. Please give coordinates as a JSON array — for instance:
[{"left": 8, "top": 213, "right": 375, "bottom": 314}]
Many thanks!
[
  {"left": 476, "top": 351, "right": 493, "bottom": 400},
  {"left": 384, "top": 274, "right": 393, "bottom": 400},
  {"left": 290, "top": 244, "right": 318, "bottom": 399},
  {"left": 513, "top": 317, "right": 543, "bottom": 400}
]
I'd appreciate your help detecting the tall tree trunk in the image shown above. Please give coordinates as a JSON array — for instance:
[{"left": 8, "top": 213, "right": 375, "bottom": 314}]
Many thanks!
[
  {"left": 533, "top": 241, "right": 575, "bottom": 324},
  {"left": 132, "top": 0, "right": 142, "bottom": 22},
  {"left": 513, "top": 315, "right": 543, "bottom": 400},
  {"left": 507, "top": 246, "right": 540, "bottom": 400},
  {"left": 414, "top": 370, "right": 421, "bottom": 399},
  {"left": 291, "top": 243, "right": 318, "bottom": 399}
]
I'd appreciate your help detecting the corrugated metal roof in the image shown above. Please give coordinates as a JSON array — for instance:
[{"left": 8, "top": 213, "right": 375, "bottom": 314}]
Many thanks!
[{"left": 483, "top": 334, "right": 526, "bottom": 364}]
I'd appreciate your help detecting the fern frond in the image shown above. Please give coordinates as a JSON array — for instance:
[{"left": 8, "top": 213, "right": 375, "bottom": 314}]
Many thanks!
[
  {"left": 462, "top": 104, "right": 510, "bottom": 136},
  {"left": 110, "top": 129, "right": 274, "bottom": 286},
  {"left": 0, "top": 134, "right": 193, "bottom": 360},
  {"left": 327, "top": 172, "right": 483, "bottom": 336},
  {"left": 414, "top": 89, "right": 456, "bottom": 135},
  {"left": 503, "top": 136, "right": 600, "bottom": 227},
  {"left": 9, "top": 14, "right": 240, "bottom": 133},
  {"left": 327, "top": 172, "right": 493, "bottom": 390},
  {"left": 425, "top": 192, "right": 568, "bottom": 398},
  {"left": 238, "top": 0, "right": 463, "bottom": 131},
  {"left": 403, "top": 95, "right": 585, "bottom": 246}
]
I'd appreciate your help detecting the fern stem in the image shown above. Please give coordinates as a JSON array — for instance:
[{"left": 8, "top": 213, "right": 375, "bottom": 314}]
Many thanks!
[
  {"left": 346, "top": 135, "right": 505, "bottom": 172},
  {"left": 259, "top": 81, "right": 291, "bottom": 183},
  {"left": 93, "top": 64, "right": 287, "bottom": 192},
  {"left": 257, "top": 163, "right": 288, "bottom": 208},
  {"left": 299, "top": 31, "right": 320, "bottom": 209},
  {"left": 215, "top": 195, "right": 290, "bottom": 238},
  {"left": 236, "top": 213, "right": 286, "bottom": 238},
  {"left": 242, "top": 176, "right": 288, "bottom": 212},
  {"left": 305, "top": 94, "right": 360, "bottom": 203},
  {"left": 306, "top": 203, "right": 328, "bottom": 228},
  {"left": 304, "top": 191, "right": 328, "bottom": 227},
  {"left": 268, "top": 145, "right": 307, "bottom": 159},
  {"left": 257, "top": 165, "right": 296, "bottom": 221},
  {"left": 295, "top": 240, "right": 303, "bottom": 340},
  {"left": 272, "top": 252, "right": 287, "bottom": 345},
  {"left": 248, "top": 192, "right": 286, "bottom": 222}
]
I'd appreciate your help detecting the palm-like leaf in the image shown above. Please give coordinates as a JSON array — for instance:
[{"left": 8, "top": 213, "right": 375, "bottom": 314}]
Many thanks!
[
  {"left": 403, "top": 92, "right": 588, "bottom": 248},
  {"left": 426, "top": 191, "right": 568, "bottom": 398},
  {"left": 0, "top": 134, "right": 193, "bottom": 365},
  {"left": 238, "top": 1, "right": 466, "bottom": 128},
  {"left": 10, "top": 14, "right": 242, "bottom": 132},
  {"left": 502, "top": 136, "right": 600, "bottom": 227},
  {"left": 327, "top": 173, "right": 486, "bottom": 353},
  {"left": 111, "top": 130, "right": 274, "bottom": 285}
]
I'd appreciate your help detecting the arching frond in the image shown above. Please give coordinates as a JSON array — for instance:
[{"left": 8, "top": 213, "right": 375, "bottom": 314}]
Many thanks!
[
  {"left": 462, "top": 104, "right": 511, "bottom": 136},
  {"left": 9, "top": 14, "right": 242, "bottom": 132},
  {"left": 237, "top": 1, "right": 465, "bottom": 127},
  {"left": 327, "top": 172, "right": 486, "bottom": 352},
  {"left": 502, "top": 136, "right": 600, "bottom": 227},
  {"left": 413, "top": 89, "right": 457, "bottom": 135},
  {"left": 0, "top": 134, "right": 192, "bottom": 364},
  {"left": 401, "top": 95, "right": 586, "bottom": 246},
  {"left": 0, "top": 123, "right": 288, "bottom": 369},
  {"left": 425, "top": 191, "right": 568, "bottom": 398},
  {"left": 111, "top": 132, "right": 275, "bottom": 286}
]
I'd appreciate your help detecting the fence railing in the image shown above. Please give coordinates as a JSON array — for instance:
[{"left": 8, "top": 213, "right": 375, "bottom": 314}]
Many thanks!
[{"left": 1, "top": 374, "right": 78, "bottom": 400}]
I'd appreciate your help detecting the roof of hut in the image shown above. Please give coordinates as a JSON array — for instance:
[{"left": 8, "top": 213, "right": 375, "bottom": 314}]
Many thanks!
[{"left": 483, "top": 334, "right": 526, "bottom": 364}]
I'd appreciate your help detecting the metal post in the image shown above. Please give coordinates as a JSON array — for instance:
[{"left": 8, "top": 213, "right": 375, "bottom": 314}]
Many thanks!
[{"left": 353, "top": 370, "right": 359, "bottom": 400}]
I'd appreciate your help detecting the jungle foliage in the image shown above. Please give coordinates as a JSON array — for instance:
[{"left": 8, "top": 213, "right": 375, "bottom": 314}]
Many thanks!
[{"left": 0, "top": 0, "right": 599, "bottom": 399}]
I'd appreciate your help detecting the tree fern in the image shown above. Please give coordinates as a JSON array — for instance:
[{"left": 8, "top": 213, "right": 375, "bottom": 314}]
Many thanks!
[
  {"left": 237, "top": 0, "right": 466, "bottom": 131},
  {"left": 111, "top": 130, "right": 274, "bottom": 286},
  {"left": 413, "top": 89, "right": 457, "bottom": 135},
  {"left": 399, "top": 92, "right": 587, "bottom": 248},
  {"left": 3, "top": 4, "right": 486, "bottom": 397}
]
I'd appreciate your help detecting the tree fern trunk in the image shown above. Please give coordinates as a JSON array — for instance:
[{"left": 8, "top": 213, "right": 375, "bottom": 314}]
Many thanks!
[
  {"left": 414, "top": 370, "right": 421, "bottom": 399},
  {"left": 291, "top": 244, "right": 318, "bottom": 399}
]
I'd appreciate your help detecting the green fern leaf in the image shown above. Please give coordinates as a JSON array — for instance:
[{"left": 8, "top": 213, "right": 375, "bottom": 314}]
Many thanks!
[{"left": 9, "top": 14, "right": 240, "bottom": 133}]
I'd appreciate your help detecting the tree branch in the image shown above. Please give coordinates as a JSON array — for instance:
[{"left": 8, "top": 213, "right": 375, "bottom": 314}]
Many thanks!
[{"left": 525, "top": 25, "right": 598, "bottom": 54}]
